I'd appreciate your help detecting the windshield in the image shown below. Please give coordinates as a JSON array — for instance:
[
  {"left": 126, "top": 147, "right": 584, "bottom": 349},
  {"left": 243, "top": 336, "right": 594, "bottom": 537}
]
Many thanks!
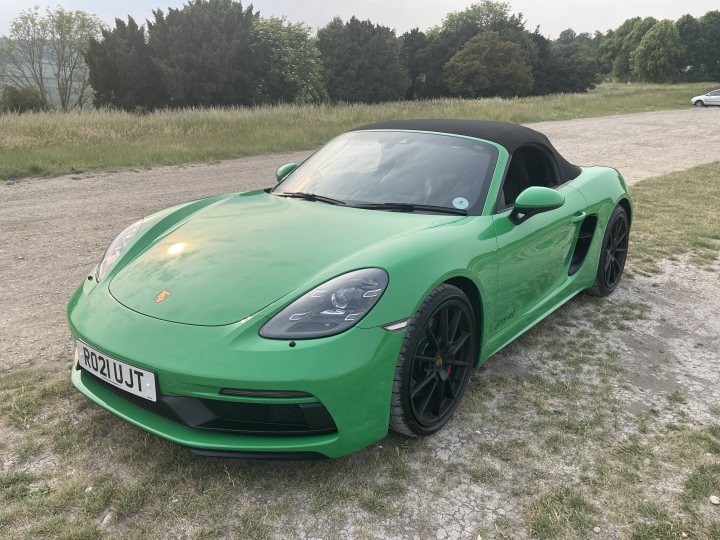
[{"left": 273, "top": 131, "right": 498, "bottom": 214}]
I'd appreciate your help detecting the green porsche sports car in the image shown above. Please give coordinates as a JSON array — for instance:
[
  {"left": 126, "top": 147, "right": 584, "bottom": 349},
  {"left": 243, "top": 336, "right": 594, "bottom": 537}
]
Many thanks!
[{"left": 68, "top": 119, "right": 631, "bottom": 459}]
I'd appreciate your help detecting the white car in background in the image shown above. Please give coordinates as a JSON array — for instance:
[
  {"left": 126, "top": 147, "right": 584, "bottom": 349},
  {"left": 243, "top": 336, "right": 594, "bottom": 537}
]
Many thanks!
[{"left": 691, "top": 89, "right": 720, "bottom": 107}]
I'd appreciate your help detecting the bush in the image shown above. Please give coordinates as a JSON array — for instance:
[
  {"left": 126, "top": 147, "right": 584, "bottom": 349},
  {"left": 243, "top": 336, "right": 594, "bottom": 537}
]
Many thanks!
[
  {"left": 1, "top": 86, "right": 45, "bottom": 113},
  {"left": 444, "top": 31, "right": 533, "bottom": 98}
]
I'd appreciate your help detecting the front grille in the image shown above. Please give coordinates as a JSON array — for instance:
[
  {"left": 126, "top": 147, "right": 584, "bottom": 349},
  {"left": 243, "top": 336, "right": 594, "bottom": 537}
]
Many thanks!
[
  {"left": 220, "top": 388, "right": 313, "bottom": 399},
  {"left": 85, "top": 370, "right": 337, "bottom": 436}
]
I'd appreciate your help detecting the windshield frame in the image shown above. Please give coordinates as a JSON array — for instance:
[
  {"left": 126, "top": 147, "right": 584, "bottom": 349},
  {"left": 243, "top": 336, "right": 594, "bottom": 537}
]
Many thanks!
[{"left": 271, "top": 129, "right": 503, "bottom": 216}]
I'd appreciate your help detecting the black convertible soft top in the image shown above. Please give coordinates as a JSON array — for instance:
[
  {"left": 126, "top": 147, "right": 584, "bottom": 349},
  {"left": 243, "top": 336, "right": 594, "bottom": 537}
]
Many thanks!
[{"left": 353, "top": 119, "right": 581, "bottom": 183}]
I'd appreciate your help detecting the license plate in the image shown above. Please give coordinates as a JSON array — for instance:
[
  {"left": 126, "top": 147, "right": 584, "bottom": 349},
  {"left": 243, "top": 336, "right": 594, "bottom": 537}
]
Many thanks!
[{"left": 76, "top": 340, "right": 157, "bottom": 402}]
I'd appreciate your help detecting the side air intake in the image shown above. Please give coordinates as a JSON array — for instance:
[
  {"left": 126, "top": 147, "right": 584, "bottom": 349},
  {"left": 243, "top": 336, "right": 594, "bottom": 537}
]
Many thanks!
[{"left": 569, "top": 215, "right": 598, "bottom": 276}]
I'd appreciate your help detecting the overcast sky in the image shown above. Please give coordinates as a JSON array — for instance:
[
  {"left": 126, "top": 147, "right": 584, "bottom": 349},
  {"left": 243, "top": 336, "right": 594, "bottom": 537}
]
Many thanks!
[{"left": 1, "top": 0, "right": 717, "bottom": 38}]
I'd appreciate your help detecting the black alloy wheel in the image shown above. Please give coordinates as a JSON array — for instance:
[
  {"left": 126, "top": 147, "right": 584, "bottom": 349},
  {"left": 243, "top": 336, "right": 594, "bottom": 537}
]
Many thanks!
[
  {"left": 589, "top": 205, "right": 629, "bottom": 296},
  {"left": 390, "top": 284, "right": 477, "bottom": 436}
]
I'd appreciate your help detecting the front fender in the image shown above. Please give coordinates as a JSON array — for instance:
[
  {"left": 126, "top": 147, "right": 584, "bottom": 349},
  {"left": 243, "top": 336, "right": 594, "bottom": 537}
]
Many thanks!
[{"left": 355, "top": 217, "right": 499, "bottom": 352}]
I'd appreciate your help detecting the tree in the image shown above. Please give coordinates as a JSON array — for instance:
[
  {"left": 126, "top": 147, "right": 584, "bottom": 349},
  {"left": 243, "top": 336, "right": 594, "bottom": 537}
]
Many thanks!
[
  {"left": 417, "top": 1, "right": 527, "bottom": 98},
  {"left": 413, "top": 32, "right": 452, "bottom": 98},
  {"left": 46, "top": 8, "right": 103, "bottom": 110},
  {"left": 598, "top": 17, "right": 640, "bottom": 77},
  {"left": 524, "top": 31, "right": 554, "bottom": 95},
  {"left": 533, "top": 39, "right": 598, "bottom": 95},
  {"left": 697, "top": 10, "right": 720, "bottom": 80},
  {"left": 630, "top": 20, "right": 684, "bottom": 82},
  {"left": 676, "top": 14, "right": 701, "bottom": 78},
  {"left": 0, "top": 7, "right": 50, "bottom": 107},
  {"left": 0, "top": 85, "right": 44, "bottom": 112},
  {"left": 0, "top": 7, "right": 102, "bottom": 110},
  {"left": 612, "top": 17, "right": 657, "bottom": 80},
  {"left": 518, "top": 31, "right": 596, "bottom": 96},
  {"left": 557, "top": 28, "right": 578, "bottom": 44},
  {"left": 440, "top": 0, "right": 526, "bottom": 44},
  {"left": 86, "top": 2, "right": 328, "bottom": 108},
  {"left": 555, "top": 42, "right": 599, "bottom": 91},
  {"left": 557, "top": 28, "right": 603, "bottom": 49},
  {"left": 85, "top": 17, "right": 168, "bottom": 110},
  {"left": 316, "top": 17, "right": 408, "bottom": 103},
  {"left": 400, "top": 28, "right": 428, "bottom": 99},
  {"left": 252, "top": 18, "right": 326, "bottom": 103},
  {"left": 444, "top": 31, "right": 533, "bottom": 98},
  {"left": 148, "top": 0, "right": 260, "bottom": 107}
]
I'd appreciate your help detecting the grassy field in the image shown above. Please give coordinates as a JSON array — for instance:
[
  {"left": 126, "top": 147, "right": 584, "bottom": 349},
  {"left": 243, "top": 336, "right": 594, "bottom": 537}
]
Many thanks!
[
  {"left": 630, "top": 161, "right": 720, "bottom": 273},
  {"left": 0, "top": 82, "right": 715, "bottom": 180},
  {"left": 1, "top": 162, "right": 719, "bottom": 538}
]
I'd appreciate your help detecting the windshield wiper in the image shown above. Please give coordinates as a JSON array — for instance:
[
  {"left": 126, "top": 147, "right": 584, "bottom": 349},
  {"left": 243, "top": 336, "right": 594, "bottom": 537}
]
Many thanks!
[
  {"left": 352, "top": 202, "right": 468, "bottom": 216},
  {"left": 274, "top": 191, "right": 347, "bottom": 206}
]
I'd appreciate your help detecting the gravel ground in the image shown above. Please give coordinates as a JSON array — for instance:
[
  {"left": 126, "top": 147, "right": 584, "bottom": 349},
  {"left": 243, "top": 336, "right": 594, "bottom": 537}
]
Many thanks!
[
  {"left": 1, "top": 107, "right": 719, "bottom": 538},
  {"left": 276, "top": 256, "right": 720, "bottom": 538}
]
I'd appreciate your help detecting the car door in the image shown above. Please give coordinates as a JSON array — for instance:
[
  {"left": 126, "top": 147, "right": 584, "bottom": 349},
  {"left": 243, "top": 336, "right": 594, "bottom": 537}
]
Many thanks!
[
  {"left": 708, "top": 90, "right": 720, "bottom": 105},
  {"left": 491, "top": 185, "right": 586, "bottom": 333}
]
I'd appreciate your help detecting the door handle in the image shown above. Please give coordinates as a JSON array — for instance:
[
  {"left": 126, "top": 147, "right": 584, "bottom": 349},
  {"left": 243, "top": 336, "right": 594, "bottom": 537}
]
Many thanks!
[{"left": 570, "top": 211, "right": 586, "bottom": 224}]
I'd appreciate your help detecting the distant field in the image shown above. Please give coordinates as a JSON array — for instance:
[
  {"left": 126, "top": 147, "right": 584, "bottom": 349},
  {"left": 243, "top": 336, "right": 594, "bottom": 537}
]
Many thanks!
[{"left": 0, "top": 82, "right": 715, "bottom": 180}]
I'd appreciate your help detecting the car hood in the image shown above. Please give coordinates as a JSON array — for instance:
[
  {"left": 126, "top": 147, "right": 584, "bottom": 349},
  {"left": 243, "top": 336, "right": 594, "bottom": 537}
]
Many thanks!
[{"left": 109, "top": 191, "right": 460, "bottom": 326}]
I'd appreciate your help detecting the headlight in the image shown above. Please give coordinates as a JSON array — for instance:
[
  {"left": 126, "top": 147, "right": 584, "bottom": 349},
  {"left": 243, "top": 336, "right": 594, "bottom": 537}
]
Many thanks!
[
  {"left": 260, "top": 268, "right": 388, "bottom": 339},
  {"left": 96, "top": 219, "right": 143, "bottom": 281}
]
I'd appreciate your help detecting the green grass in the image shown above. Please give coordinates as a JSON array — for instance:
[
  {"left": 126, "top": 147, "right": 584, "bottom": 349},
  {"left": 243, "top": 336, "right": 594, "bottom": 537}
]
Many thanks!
[
  {"left": 669, "top": 388, "right": 688, "bottom": 406},
  {"left": 0, "top": 472, "right": 34, "bottom": 502},
  {"left": 684, "top": 464, "right": 720, "bottom": 505},
  {"left": 630, "top": 161, "right": 720, "bottom": 273},
  {"left": 0, "top": 82, "right": 714, "bottom": 180},
  {"left": 631, "top": 520, "right": 696, "bottom": 540},
  {"left": 526, "top": 487, "right": 598, "bottom": 539},
  {"left": 468, "top": 463, "right": 503, "bottom": 483}
]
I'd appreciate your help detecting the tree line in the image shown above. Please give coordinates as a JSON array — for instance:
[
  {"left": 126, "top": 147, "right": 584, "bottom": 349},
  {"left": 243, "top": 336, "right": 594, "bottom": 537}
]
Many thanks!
[
  {"left": 1, "top": 0, "right": 719, "bottom": 112},
  {"left": 0, "top": 7, "right": 104, "bottom": 111}
]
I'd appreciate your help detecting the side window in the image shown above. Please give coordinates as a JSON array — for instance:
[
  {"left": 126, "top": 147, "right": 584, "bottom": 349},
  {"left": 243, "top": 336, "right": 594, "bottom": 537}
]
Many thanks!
[
  {"left": 497, "top": 146, "right": 559, "bottom": 210},
  {"left": 709, "top": 90, "right": 720, "bottom": 96}
]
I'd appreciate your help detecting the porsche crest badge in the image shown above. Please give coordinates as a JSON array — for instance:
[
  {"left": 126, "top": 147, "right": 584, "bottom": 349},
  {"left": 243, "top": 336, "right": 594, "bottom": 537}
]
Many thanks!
[{"left": 154, "top": 290, "right": 171, "bottom": 303}]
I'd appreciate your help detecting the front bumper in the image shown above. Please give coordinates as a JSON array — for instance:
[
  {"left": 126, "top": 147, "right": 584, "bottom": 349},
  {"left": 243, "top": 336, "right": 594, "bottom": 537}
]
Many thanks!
[{"left": 68, "top": 281, "right": 405, "bottom": 458}]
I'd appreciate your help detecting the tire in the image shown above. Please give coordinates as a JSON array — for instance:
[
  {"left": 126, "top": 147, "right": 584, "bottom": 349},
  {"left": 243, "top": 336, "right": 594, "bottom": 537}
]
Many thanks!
[
  {"left": 695, "top": 100, "right": 705, "bottom": 107},
  {"left": 589, "top": 205, "right": 629, "bottom": 297},
  {"left": 389, "top": 284, "right": 477, "bottom": 437}
]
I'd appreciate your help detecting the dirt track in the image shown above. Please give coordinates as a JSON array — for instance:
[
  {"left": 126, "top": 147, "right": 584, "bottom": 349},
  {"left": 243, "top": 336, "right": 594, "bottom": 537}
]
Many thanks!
[{"left": 1, "top": 107, "right": 720, "bottom": 538}]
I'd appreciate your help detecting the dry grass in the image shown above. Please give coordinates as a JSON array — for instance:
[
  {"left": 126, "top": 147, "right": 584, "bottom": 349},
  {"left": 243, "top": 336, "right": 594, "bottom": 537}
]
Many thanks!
[
  {"left": 0, "top": 82, "right": 714, "bottom": 180},
  {"left": 629, "top": 161, "right": 720, "bottom": 273}
]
